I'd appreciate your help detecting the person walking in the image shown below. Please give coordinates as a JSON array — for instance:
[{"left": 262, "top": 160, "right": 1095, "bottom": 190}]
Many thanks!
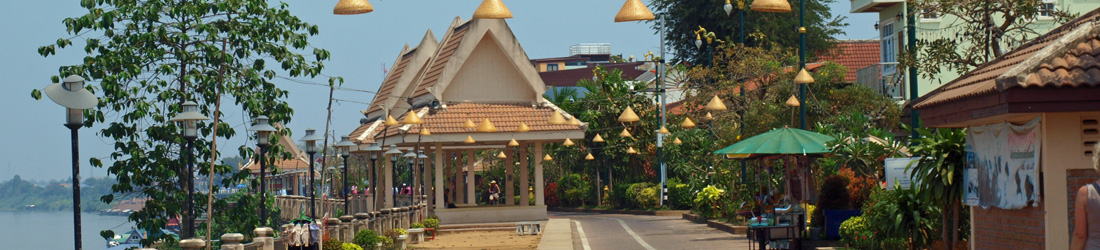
[
  {"left": 1073, "top": 143, "right": 1100, "bottom": 250},
  {"left": 488, "top": 180, "right": 501, "bottom": 205}
]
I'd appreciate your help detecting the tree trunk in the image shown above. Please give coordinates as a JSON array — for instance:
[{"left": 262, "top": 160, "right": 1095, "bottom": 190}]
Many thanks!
[
  {"left": 943, "top": 203, "right": 952, "bottom": 250},
  {"left": 951, "top": 201, "right": 960, "bottom": 249}
]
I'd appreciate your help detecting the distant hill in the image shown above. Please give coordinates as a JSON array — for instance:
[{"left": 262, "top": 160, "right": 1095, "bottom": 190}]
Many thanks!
[{"left": 0, "top": 175, "right": 117, "bottom": 212}]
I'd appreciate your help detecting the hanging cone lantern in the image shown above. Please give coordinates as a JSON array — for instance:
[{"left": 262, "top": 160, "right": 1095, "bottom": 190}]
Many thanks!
[
  {"left": 497, "top": 151, "right": 507, "bottom": 159},
  {"left": 544, "top": 154, "right": 553, "bottom": 161},
  {"left": 620, "top": 128, "right": 632, "bottom": 138},
  {"left": 420, "top": 128, "right": 431, "bottom": 136},
  {"left": 626, "top": 147, "right": 637, "bottom": 154},
  {"left": 464, "top": 135, "right": 476, "bottom": 144},
  {"left": 794, "top": 68, "right": 815, "bottom": 84},
  {"left": 618, "top": 106, "right": 640, "bottom": 123},
  {"left": 508, "top": 138, "right": 520, "bottom": 147},
  {"left": 385, "top": 115, "right": 400, "bottom": 126},
  {"left": 785, "top": 95, "right": 801, "bottom": 107},
  {"left": 750, "top": 0, "right": 792, "bottom": 13},
  {"left": 658, "top": 126, "right": 670, "bottom": 134},
  {"left": 402, "top": 110, "right": 423, "bottom": 124},
  {"left": 472, "top": 0, "right": 513, "bottom": 19},
  {"left": 548, "top": 112, "right": 566, "bottom": 125},
  {"left": 673, "top": 138, "right": 683, "bottom": 144},
  {"left": 563, "top": 138, "right": 575, "bottom": 146},
  {"left": 593, "top": 134, "right": 605, "bottom": 143},
  {"left": 517, "top": 122, "right": 531, "bottom": 132},
  {"left": 464, "top": 119, "right": 477, "bottom": 129},
  {"left": 614, "top": 0, "right": 656, "bottom": 22},
  {"left": 724, "top": 0, "right": 734, "bottom": 16},
  {"left": 705, "top": 95, "right": 728, "bottom": 111},
  {"left": 682, "top": 117, "right": 696, "bottom": 129},
  {"left": 476, "top": 118, "right": 498, "bottom": 132},
  {"left": 704, "top": 112, "right": 715, "bottom": 121},
  {"left": 585, "top": 153, "right": 595, "bottom": 160},
  {"left": 569, "top": 117, "right": 582, "bottom": 126},
  {"left": 333, "top": 0, "right": 374, "bottom": 15}
]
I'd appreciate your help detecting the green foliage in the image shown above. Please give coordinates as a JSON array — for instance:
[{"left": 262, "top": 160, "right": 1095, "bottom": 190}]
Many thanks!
[
  {"left": 861, "top": 187, "right": 939, "bottom": 250},
  {"left": 422, "top": 218, "right": 440, "bottom": 231},
  {"left": 410, "top": 223, "right": 424, "bottom": 229},
  {"left": 0, "top": 176, "right": 116, "bottom": 212},
  {"left": 323, "top": 238, "right": 344, "bottom": 250},
  {"left": 820, "top": 123, "right": 907, "bottom": 181},
  {"left": 839, "top": 216, "right": 873, "bottom": 249},
  {"left": 198, "top": 190, "right": 281, "bottom": 245},
  {"left": 353, "top": 229, "right": 379, "bottom": 249},
  {"left": 342, "top": 243, "right": 363, "bottom": 250},
  {"left": 666, "top": 178, "right": 693, "bottom": 210},
  {"left": 648, "top": 0, "right": 847, "bottom": 64},
  {"left": 609, "top": 183, "right": 633, "bottom": 208},
  {"left": 395, "top": 228, "right": 407, "bottom": 236},
  {"left": 693, "top": 185, "right": 725, "bottom": 219},
  {"left": 381, "top": 230, "right": 401, "bottom": 250},
  {"left": 908, "top": 127, "right": 968, "bottom": 248},
  {"left": 813, "top": 175, "right": 850, "bottom": 227},
  {"left": 35, "top": 0, "right": 336, "bottom": 244},
  {"left": 626, "top": 183, "right": 660, "bottom": 209},
  {"left": 558, "top": 173, "right": 591, "bottom": 206},
  {"left": 837, "top": 168, "right": 876, "bottom": 209}
]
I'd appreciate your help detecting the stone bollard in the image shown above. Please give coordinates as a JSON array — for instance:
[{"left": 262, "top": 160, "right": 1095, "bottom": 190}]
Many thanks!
[
  {"left": 354, "top": 213, "right": 370, "bottom": 235},
  {"left": 325, "top": 218, "right": 340, "bottom": 242},
  {"left": 379, "top": 209, "right": 391, "bottom": 232},
  {"left": 254, "top": 227, "right": 275, "bottom": 250},
  {"left": 340, "top": 215, "right": 355, "bottom": 242},
  {"left": 180, "top": 239, "right": 205, "bottom": 250},
  {"left": 370, "top": 211, "right": 381, "bottom": 233},
  {"left": 220, "top": 233, "right": 245, "bottom": 250}
]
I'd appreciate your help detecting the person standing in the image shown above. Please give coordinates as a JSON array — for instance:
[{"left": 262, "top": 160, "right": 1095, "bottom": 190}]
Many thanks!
[
  {"left": 1072, "top": 143, "right": 1100, "bottom": 250},
  {"left": 488, "top": 180, "right": 501, "bottom": 205}
]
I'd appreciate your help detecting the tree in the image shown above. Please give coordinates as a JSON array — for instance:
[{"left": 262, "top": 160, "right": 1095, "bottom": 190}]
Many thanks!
[
  {"left": 908, "top": 127, "right": 967, "bottom": 250},
  {"left": 904, "top": 0, "right": 1076, "bottom": 81},
  {"left": 32, "top": 0, "right": 335, "bottom": 245},
  {"left": 648, "top": 0, "right": 847, "bottom": 64}
]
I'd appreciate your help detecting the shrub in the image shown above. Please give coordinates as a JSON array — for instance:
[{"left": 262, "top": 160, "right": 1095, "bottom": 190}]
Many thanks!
[
  {"left": 410, "top": 223, "right": 424, "bottom": 229},
  {"left": 839, "top": 216, "right": 873, "bottom": 249},
  {"left": 559, "top": 174, "right": 591, "bottom": 206},
  {"left": 626, "top": 183, "right": 659, "bottom": 209},
  {"left": 693, "top": 185, "right": 725, "bottom": 219},
  {"left": 382, "top": 230, "right": 400, "bottom": 250},
  {"left": 610, "top": 182, "right": 633, "bottom": 208},
  {"left": 322, "top": 238, "right": 343, "bottom": 250},
  {"left": 544, "top": 182, "right": 561, "bottom": 207},
  {"left": 667, "top": 178, "right": 693, "bottom": 210},
  {"left": 861, "top": 187, "right": 939, "bottom": 250},
  {"left": 342, "top": 242, "right": 364, "bottom": 250},
  {"left": 353, "top": 229, "right": 379, "bottom": 248},
  {"left": 837, "top": 167, "right": 876, "bottom": 208},
  {"left": 812, "top": 175, "right": 850, "bottom": 227},
  {"left": 378, "top": 236, "right": 394, "bottom": 250},
  {"left": 422, "top": 218, "right": 440, "bottom": 231},
  {"left": 395, "top": 228, "right": 407, "bottom": 235}
]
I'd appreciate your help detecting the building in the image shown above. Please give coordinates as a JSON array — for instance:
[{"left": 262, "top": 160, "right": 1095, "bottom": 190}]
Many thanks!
[
  {"left": 530, "top": 43, "right": 612, "bottom": 72},
  {"left": 913, "top": 9, "right": 1100, "bottom": 250},
  {"left": 850, "top": 0, "right": 1100, "bottom": 99}
]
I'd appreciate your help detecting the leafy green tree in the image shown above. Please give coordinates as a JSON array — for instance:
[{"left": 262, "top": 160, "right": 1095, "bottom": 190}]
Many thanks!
[
  {"left": 648, "top": 0, "right": 847, "bottom": 64},
  {"left": 908, "top": 127, "right": 967, "bottom": 250},
  {"left": 32, "top": 0, "right": 335, "bottom": 245}
]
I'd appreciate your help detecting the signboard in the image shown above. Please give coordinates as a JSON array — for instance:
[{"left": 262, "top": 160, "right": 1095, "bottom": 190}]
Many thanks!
[
  {"left": 885, "top": 157, "right": 920, "bottom": 190},
  {"left": 965, "top": 117, "right": 1041, "bottom": 209}
]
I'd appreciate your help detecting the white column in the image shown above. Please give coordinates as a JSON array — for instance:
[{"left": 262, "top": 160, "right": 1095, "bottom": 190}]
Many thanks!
[
  {"left": 534, "top": 143, "right": 544, "bottom": 206},
  {"left": 505, "top": 148, "right": 515, "bottom": 206},
  {"left": 434, "top": 144, "right": 445, "bottom": 210},
  {"left": 466, "top": 149, "right": 476, "bottom": 205},
  {"left": 519, "top": 143, "right": 530, "bottom": 206},
  {"left": 384, "top": 155, "right": 393, "bottom": 208}
]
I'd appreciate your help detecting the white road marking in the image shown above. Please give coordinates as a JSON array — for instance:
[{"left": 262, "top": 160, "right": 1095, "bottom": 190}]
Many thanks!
[
  {"left": 574, "top": 220, "right": 592, "bottom": 250},
  {"left": 612, "top": 218, "right": 657, "bottom": 250}
]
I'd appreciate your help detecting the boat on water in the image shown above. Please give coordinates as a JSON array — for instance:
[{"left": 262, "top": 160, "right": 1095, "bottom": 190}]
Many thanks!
[{"left": 105, "top": 227, "right": 178, "bottom": 250}]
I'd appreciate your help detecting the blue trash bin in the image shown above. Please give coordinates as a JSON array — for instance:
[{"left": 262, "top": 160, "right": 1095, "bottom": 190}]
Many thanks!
[{"left": 823, "top": 209, "right": 861, "bottom": 240}]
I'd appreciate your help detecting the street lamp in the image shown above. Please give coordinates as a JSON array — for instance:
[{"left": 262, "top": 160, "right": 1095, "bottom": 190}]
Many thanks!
[
  {"left": 44, "top": 75, "right": 98, "bottom": 250},
  {"left": 336, "top": 136, "right": 356, "bottom": 214},
  {"left": 300, "top": 128, "right": 323, "bottom": 219},
  {"left": 416, "top": 151, "right": 427, "bottom": 205},
  {"left": 170, "top": 101, "right": 208, "bottom": 239},
  {"left": 250, "top": 115, "right": 276, "bottom": 223},
  {"left": 384, "top": 145, "right": 402, "bottom": 207},
  {"left": 363, "top": 142, "right": 381, "bottom": 210},
  {"left": 403, "top": 150, "right": 418, "bottom": 206}
]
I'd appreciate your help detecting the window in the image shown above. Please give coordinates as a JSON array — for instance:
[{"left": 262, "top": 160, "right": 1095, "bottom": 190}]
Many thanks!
[
  {"left": 880, "top": 22, "right": 897, "bottom": 75},
  {"left": 546, "top": 64, "right": 559, "bottom": 71},
  {"left": 920, "top": 7, "right": 940, "bottom": 22},
  {"left": 1039, "top": 0, "right": 1056, "bottom": 19}
]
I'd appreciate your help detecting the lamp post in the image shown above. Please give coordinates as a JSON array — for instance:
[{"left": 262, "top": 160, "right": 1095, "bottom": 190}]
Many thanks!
[
  {"left": 384, "top": 145, "right": 402, "bottom": 207},
  {"left": 364, "top": 143, "right": 381, "bottom": 210},
  {"left": 170, "top": 101, "right": 208, "bottom": 239},
  {"left": 44, "top": 75, "right": 98, "bottom": 250},
  {"left": 336, "top": 136, "right": 355, "bottom": 214},
  {"left": 403, "top": 150, "right": 417, "bottom": 206},
  {"left": 417, "top": 151, "right": 427, "bottom": 208},
  {"left": 300, "top": 128, "right": 323, "bottom": 219},
  {"left": 250, "top": 116, "right": 276, "bottom": 223}
]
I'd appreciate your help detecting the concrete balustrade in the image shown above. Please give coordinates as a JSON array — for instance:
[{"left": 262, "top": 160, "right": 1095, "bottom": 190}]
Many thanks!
[
  {"left": 220, "top": 233, "right": 245, "bottom": 250},
  {"left": 339, "top": 215, "right": 355, "bottom": 242},
  {"left": 254, "top": 227, "right": 275, "bottom": 250},
  {"left": 179, "top": 239, "right": 205, "bottom": 250}
]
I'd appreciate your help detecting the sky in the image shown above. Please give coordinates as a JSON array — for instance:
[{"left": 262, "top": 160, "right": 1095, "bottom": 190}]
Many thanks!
[{"left": 0, "top": 0, "right": 876, "bottom": 182}]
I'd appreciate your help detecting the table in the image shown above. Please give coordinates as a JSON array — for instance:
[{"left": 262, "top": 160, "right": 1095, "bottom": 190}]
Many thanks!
[{"left": 749, "top": 225, "right": 799, "bottom": 250}]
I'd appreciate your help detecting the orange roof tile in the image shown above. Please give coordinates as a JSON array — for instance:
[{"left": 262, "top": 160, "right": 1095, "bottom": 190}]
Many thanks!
[
  {"left": 817, "top": 40, "right": 880, "bottom": 82},
  {"left": 379, "top": 103, "right": 581, "bottom": 138},
  {"left": 413, "top": 22, "right": 471, "bottom": 98},
  {"left": 348, "top": 121, "right": 379, "bottom": 144},
  {"left": 367, "top": 53, "right": 415, "bottom": 115}
]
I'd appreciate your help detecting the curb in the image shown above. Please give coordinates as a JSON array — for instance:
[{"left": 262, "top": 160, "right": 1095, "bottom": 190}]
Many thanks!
[
  {"left": 548, "top": 207, "right": 689, "bottom": 216},
  {"left": 682, "top": 213, "right": 747, "bottom": 235}
]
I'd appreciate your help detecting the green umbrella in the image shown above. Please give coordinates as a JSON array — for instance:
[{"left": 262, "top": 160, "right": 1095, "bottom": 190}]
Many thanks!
[{"left": 714, "top": 127, "right": 834, "bottom": 158}]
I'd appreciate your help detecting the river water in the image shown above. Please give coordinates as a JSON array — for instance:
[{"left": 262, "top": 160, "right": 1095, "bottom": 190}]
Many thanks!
[{"left": 0, "top": 210, "right": 133, "bottom": 250}]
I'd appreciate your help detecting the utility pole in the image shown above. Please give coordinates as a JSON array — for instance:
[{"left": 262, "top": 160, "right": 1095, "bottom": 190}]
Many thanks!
[{"left": 907, "top": 1, "right": 920, "bottom": 141}]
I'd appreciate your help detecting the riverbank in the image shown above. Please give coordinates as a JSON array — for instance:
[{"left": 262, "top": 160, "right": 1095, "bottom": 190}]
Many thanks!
[{"left": 0, "top": 210, "right": 133, "bottom": 250}]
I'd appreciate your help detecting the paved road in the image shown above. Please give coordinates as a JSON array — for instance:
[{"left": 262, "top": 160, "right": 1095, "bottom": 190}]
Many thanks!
[{"left": 549, "top": 211, "right": 754, "bottom": 250}]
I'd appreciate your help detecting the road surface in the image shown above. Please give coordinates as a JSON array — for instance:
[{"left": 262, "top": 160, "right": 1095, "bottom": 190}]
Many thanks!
[{"left": 549, "top": 211, "right": 755, "bottom": 250}]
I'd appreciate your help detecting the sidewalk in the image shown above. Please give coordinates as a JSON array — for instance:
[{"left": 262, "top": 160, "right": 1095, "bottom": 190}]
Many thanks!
[{"left": 537, "top": 218, "right": 573, "bottom": 250}]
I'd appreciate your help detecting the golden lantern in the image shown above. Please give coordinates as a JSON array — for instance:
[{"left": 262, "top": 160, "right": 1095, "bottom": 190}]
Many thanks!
[
  {"left": 626, "top": 147, "right": 637, "bottom": 154},
  {"left": 750, "top": 0, "right": 791, "bottom": 13},
  {"left": 794, "top": 68, "right": 815, "bottom": 84},
  {"left": 497, "top": 151, "right": 507, "bottom": 159},
  {"left": 333, "top": 0, "right": 374, "bottom": 15},
  {"left": 476, "top": 118, "right": 498, "bottom": 133},
  {"left": 569, "top": 117, "right": 582, "bottom": 126},
  {"left": 704, "top": 112, "right": 715, "bottom": 121},
  {"left": 464, "top": 135, "right": 476, "bottom": 144},
  {"left": 548, "top": 112, "right": 566, "bottom": 125},
  {"left": 517, "top": 122, "right": 531, "bottom": 132},
  {"left": 658, "top": 126, "right": 670, "bottom": 134},
  {"left": 464, "top": 119, "right": 477, "bottom": 129},
  {"left": 785, "top": 95, "right": 801, "bottom": 107},
  {"left": 681, "top": 117, "right": 696, "bottom": 129},
  {"left": 673, "top": 138, "right": 683, "bottom": 145},
  {"left": 585, "top": 153, "right": 595, "bottom": 160},
  {"left": 472, "top": 0, "right": 513, "bottom": 19},
  {"left": 614, "top": 0, "right": 656, "bottom": 22},
  {"left": 508, "top": 138, "right": 520, "bottom": 147},
  {"left": 419, "top": 128, "right": 431, "bottom": 136},
  {"left": 705, "top": 95, "right": 727, "bottom": 111},
  {"left": 543, "top": 154, "right": 553, "bottom": 161},
  {"left": 620, "top": 128, "right": 632, "bottom": 138},
  {"left": 402, "top": 110, "right": 423, "bottom": 124},
  {"left": 593, "top": 134, "right": 605, "bottom": 143},
  {"left": 563, "top": 138, "right": 575, "bottom": 146},
  {"left": 385, "top": 115, "right": 400, "bottom": 126},
  {"left": 618, "top": 106, "right": 640, "bottom": 123}
]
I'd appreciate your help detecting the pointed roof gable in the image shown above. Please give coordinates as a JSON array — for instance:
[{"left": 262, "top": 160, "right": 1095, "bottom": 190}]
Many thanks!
[{"left": 364, "top": 30, "right": 439, "bottom": 118}]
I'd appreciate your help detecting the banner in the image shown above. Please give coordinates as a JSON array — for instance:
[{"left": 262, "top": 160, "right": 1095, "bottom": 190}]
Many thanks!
[
  {"left": 965, "top": 117, "right": 1041, "bottom": 209},
  {"left": 885, "top": 157, "right": 919, "bottom": 190}
]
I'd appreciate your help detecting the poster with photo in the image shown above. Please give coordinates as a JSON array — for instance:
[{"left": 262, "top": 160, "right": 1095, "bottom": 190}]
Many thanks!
[{"left": 965, "top": 117, "right": 1041, "bottom": 209}]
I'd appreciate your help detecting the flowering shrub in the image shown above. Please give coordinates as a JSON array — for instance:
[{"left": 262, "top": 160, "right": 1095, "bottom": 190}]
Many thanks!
[
  {"left": 341, "top": 243, "right": 364, "bottom": 250},
  {"left": 838, "top": 167, "right": 876, "bottom": 208},
  {"left": 693, "top": 185, "right": 725, "bottom": 218},
  {"left": 544, "top": 182, "right": 561, "bottom": 207},
  {"left": 839, "top": 216, "right": 873, "bottom": 249}
]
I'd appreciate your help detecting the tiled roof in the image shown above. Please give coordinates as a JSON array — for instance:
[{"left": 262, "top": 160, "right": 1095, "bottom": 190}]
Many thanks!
[
  {"left": 816, "top": 40, "right": 880, "bottom": 82},
  {"left": 413, "top": 22, "right": 471, "bottom": 98},
  {"left": 539, "top": 62, "right": 647, "bottom": 87},
  {"left": 379, "top": 102, "right": 582, "bottom": 137},
  {"left": 366, "top": 53, "right": 415, "bottom": 115},
  {"left": 242, "top": 158, "right": 311, "bottom": 172},
  {"left": 915, "top": 9, "right": 1100, "bottom": 109},
  {"left": 348, "top": 120, "right": 381, "bottom": 144}
]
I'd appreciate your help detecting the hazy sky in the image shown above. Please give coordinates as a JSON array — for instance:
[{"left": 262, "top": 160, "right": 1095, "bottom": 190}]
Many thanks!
[{"left": 0, "top": 0, "right": 876, "bottom": 181}]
